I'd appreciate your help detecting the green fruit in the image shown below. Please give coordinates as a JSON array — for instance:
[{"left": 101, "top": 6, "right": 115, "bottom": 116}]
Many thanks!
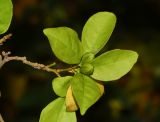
[
  {"left": 80, "top": 63, "right": 94, "bottom": 75},
  {"left": 81, "top": 53, "right": 95, "bottom": 64}
]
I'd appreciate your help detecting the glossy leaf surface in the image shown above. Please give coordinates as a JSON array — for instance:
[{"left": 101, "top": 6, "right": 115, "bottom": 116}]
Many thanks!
[
  {"left": 0, "top": 0, "right": 13, "bottom": 34},
  {"left": 82, "top": 12, "right": 116, "bottom": 54},
  {"left": 52, "top": 76, "right": 73, "bottom": 97},
  {"left": 39, "top": 98, "right": 76, "bottom": 122},
  {"left": 44, "top": 27, "right": 82, "bottom": 64},
  {"left": 91, "top": 49, "right": 138, "bottom": 81},
  {"left": 71, "top": 73, "right": 101, "bottom": 115}
]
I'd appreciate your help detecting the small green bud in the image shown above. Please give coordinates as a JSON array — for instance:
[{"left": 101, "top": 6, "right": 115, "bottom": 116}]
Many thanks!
[
  {"left": 80, "top": 63, "right": 94, "bottom": 75},
  {"left": 81, "top": 53, "right": 95, "bottom": 64}
]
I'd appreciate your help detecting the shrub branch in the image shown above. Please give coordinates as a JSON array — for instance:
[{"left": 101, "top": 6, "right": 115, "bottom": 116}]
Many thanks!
[
  {"left": 0, "top": 33, "right": 12, "bottom": 45},
  {"left": 0, "top": 51, "right": 77, "bottom": 77}
]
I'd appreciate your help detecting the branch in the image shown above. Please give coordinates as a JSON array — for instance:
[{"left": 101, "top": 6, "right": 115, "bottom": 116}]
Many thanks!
[
  {"left": 0, "top": 114, "right": 4, "bottom": 122},
  {"left": 0, "top": 34, "right": 12, "bottom": 45},
  {"left": 0, "top": 92, "right": 4, "bottom": 122},
  {"left": 0, "top": 51, "right": 77, "bottom": 77}
]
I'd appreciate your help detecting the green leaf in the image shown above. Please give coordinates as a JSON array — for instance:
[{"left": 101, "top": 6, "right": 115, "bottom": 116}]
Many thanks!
[
  {"left": 52, "top": 76, "right": 73, "bottom": 97},
  {"left": 71, "top": 73, "right": 101, "bottom": 115},
  {"left": 39, "top": 98, "right": 77, "bottom": 122},
  {"left": 0, "top": 0, "right": 13, "bottom": 34},
  {"left": 43, "top": 27, "right": 82, "bottom": 64},
  {"left": 91, "top": 49, "right": 138, "bottom": 81},
  {"left": 82, "top": 12, "right": 116, "bottom": 54}
]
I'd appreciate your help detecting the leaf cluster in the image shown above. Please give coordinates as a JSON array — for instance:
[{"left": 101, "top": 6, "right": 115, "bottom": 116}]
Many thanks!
[
  {"left": 40, "top": 12, "right": 138, "bottom": 122},
  {"left": 0, "top": 1, "right": 138, "bottom": 122}
]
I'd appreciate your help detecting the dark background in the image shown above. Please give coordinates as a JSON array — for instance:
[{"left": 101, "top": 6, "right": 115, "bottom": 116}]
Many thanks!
[{"left": 1, "top": 0, "right": 160, "bottom": 122}]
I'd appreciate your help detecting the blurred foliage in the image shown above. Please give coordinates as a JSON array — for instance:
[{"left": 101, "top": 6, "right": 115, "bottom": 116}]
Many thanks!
[{"left": 1, "top": 0, "right": 160, "bottom": 122}]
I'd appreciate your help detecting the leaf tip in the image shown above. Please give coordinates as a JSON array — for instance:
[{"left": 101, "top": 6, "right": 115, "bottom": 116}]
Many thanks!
[
  {"left": 131, "top": 50, "right": 139, "bottom": 63},
  {"left": 43, "top": 28, "right": 49, "bottom": 36},
  {"left": 80, "top": 109, "right": 86, "bottom": 116},
  {"left": 99, "top": 11, "right": 117, "bottom": 22}
]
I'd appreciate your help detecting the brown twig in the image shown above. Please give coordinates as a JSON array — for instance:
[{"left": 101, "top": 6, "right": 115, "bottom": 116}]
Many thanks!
[
  {"left": 0, "top": 34, "right": 12, "bottom": 45},
  {"left": 0, "top": 93, "right": 4, "bottom": 122},
  {"left": 0, "top": 51, "right": 77, "bottom": 77},
  {"left": 56, "top": 66, "right": 77, "bottom": 73},
  {"left": 0, "top": 114, "right": 4, "bottom": 122}
]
